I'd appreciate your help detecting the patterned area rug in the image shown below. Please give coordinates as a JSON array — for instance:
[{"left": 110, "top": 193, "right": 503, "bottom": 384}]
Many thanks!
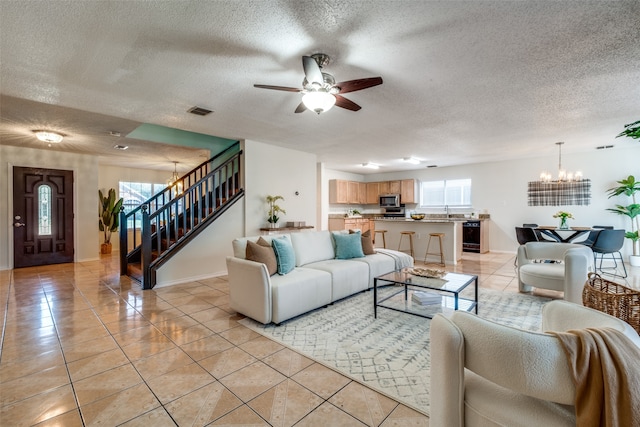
[{"left": 239, "top": 287, "right": 551, "bottom": 416}]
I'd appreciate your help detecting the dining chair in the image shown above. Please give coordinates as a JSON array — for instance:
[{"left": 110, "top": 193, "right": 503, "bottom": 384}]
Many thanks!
[
  {"left": 591, "top": 229, "right": 627, "bottom": 278},
  {"left": 515, "top": 227, "right": 538, "bottom": 245}
]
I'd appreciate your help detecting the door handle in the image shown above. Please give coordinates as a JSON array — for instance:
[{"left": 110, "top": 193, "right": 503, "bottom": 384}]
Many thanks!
[{"left": 14, "top": 222, "right": 25, "bottom": 227}]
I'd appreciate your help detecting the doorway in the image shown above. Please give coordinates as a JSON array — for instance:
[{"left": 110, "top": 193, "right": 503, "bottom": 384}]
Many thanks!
[{"left": 13, "top": 167, "right": 74, "bottom": 268}]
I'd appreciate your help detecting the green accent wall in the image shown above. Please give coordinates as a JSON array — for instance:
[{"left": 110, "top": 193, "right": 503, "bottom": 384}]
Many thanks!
[{"left": 127, "top": 123, "right": 237, "bottom": 157}]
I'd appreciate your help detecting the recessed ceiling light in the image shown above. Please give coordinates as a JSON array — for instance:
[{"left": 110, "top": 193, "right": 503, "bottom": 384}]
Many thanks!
[
  {"left": 403, "top": 157, "right": 421, "bottom": 165},
  {"left": 32, "top": 130, "right": 64, "bottom": 143},
  {"left": 362, "top": 162, "right": 380, "bottom": 169},
  {"left": 109, "top": 131, "right": 122, "bottom": 137},
  {"left": 114, "top": 145, "right": 129, "bottom": 150}
]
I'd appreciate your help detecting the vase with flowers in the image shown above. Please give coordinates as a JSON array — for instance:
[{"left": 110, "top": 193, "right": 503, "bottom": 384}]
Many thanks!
[
  {"left": 266, "top": 195, "right": 286, "bottom": 228},
  {"left": 553, "top": 211, "right": 573, "bottom": 230}
]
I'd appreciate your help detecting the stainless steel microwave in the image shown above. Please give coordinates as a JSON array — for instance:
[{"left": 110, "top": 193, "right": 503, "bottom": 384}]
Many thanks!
[{"left": 379, "top": 194, "right": 401, "bottom": 208}]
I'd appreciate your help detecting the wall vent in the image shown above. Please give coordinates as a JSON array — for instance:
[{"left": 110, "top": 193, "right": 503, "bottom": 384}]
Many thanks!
[
  {"left": 596, "top": 145, "right": 614, "bottom": 150},
  {"left": 188, "top": 106, "right": 213, "bottom": 116},
  {"left": 426, "top": 165, "right": 438, "bottom": 168}
]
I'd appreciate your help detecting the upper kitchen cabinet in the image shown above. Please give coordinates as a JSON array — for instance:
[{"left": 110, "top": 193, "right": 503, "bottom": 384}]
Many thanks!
[
  {"left": 388, "top": 180, "right": 401, "bottom": 194},
  {"left": 366, "top": 182, "right": 379, "bottom": 204},
  {"left": 379, "top": 181, "right": 390, "bottom": 195},
  {"left": 347, "top": 181, "right": 360, "bottom": 204},
  {"left": 401, "top": 179, "right": 416, "bottom": 204},
  {"left": 329, "top": 180, "right": 349, "bottom": 204}
]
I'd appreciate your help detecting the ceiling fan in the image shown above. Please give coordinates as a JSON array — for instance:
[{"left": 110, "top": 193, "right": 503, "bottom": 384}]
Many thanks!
[{"left": 254, "top": 53, "right": 383, "bottom": 114}]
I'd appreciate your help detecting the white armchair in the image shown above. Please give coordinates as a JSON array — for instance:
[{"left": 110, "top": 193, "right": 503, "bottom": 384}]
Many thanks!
[
  {"left": 517, "top": 242, "right": 593, "bottom": 304},
  {"left": 429, "top": 300, "right": 640, "bottom": 427}
]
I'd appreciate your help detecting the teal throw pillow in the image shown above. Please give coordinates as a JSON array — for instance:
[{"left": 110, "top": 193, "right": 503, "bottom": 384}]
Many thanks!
[
  {"left": 333, "top": 231, "right": 365, "bottom": 259},
  {"left": 271, "top": 236, "right": 296, "bottom": 275}
]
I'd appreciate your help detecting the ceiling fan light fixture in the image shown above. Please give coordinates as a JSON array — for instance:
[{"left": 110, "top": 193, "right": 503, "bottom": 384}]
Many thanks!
[
  {"left": 33, "top": 130, "right": 64, "bottom": 143},
  {"left": 302, "top": 90, "right": 336, "bottom": 114}
]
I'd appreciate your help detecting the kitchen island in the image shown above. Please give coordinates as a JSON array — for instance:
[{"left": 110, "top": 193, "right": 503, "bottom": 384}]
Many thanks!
[{"left": 373, "top": 218, "right": 466, "bottom": 265}]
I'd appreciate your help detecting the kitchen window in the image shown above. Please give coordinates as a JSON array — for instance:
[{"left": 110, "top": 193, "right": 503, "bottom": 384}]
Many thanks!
[{"left": 419, "top": 179, "right": 472, "bottom": 207}]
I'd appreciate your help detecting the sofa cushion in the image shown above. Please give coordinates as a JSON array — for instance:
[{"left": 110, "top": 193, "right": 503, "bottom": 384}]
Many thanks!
[
  {"left": 246, "top": 238, "right": 277, "bottom": 276},
  {"left": 519, "top": 263, "right": 565, "bottom": 292},
  {"left": 333, "top": 231, "right": 365, "bottom": 259},
  {"left": 304, "top": 259, "right": 369, "bottom": 301},
  {"left": 270, "top": 267, "right": 332, "bottom": 324},
  {"left": 350, "top": 253, "right": 397, "bottom": 287},
  {"left": 290, "top": 231, "right": 335, "bottom": 266},
  {"left": 272, "top": 235, "right": 296, "bottom": 275},
  {"left": 351, "top": 229, "right": 375, "bottom": 255}
]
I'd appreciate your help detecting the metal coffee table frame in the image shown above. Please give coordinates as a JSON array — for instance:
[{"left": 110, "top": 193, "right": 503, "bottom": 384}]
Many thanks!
[{"left": 374, "top": 268, "right": 478, "bottom": 319}]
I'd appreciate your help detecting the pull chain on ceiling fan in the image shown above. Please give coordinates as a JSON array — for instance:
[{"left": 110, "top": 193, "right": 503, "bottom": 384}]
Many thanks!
[{"left": 254, "top": 53, "right": 383, "bottom": 114}]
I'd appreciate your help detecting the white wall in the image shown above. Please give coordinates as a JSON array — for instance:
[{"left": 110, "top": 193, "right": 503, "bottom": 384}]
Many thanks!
[
  {"left": 323, "top": 145, "right": 640, "bottom": 257},
  {"left": 0, "top": 145, "right": 99, "bottom": 269},
  {"left": 243, "top": 140, "right": 318, "bottom": 234}
]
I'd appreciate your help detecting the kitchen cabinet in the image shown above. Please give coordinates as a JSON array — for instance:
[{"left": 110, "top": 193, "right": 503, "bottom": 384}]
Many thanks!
[
  {"left": 401, "top": 179, "right": 416, "bottom": 204},
  {"left": 329, "top": 180, "right": 348, "bottom": 204},
  {"left": 379, "top": 181, "right": 390, "bottom": 195},
  {"left": 389, "top": 180, "right": 401, "bottom": 194},
  {"left": 366, "top": 182, "right": 379, "bottom": 204},
  {"left": 348, "top": 181, "right": 360, "bottom": 204},
  {"left": 358, "top": 182, "right": 367, "bottom": 204},
  {"left": 328, "top": 217, "right": 372, "bottom": 233}
]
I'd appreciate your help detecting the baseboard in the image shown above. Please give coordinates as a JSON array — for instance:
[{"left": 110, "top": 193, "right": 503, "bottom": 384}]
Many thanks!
[{"left": 154, "top": 270, "right": 227, "bottom": 288}]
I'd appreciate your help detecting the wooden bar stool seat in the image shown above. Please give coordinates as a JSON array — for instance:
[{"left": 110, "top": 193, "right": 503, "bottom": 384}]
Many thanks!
[
  {"left": 424, "top": 232, "right": 445, "bottom": 266},
  {"left": 374, "top": 230, "right": 387, "bottom": 248},
  {"left": 398, "top": 231, "right": 416, "bottom": 259}
]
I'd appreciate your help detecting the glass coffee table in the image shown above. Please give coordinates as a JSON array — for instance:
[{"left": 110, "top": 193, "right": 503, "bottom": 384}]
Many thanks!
[{"left": 374, "top": 268, "right": 478, "bottom": 319}]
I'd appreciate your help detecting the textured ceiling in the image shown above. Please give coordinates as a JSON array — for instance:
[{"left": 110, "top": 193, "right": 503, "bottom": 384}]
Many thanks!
[{"left": 1, "top": 0, "right": 639, "bottom": 173}]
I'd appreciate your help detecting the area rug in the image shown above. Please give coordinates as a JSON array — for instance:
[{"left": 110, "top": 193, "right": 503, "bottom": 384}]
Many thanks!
[{"left": 238, "top": 287, "right": 551, "bottom": 416}]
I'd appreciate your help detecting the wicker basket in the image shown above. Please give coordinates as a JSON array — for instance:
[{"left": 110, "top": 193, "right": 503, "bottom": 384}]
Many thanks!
[{"left": 583, "top": 273, "right": 640, "bottom": 333}]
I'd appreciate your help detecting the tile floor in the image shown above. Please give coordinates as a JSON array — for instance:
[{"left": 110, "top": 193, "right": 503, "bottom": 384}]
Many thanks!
[{"left": 1, "top": 251, "right": 638, "bottom": 426}]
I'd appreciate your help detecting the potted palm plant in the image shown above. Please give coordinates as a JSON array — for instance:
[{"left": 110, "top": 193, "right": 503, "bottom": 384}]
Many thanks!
[
  {"left": 99, "top": 188, "right": 124, "bottom": 254},
  {"left": 266, "top": 195, "right": 286, "bottom": 228},
  {"left": 606, "top": 175, "right": 640, "bottom": 266}
]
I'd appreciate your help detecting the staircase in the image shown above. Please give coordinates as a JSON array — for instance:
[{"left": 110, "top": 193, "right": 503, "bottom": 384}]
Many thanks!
[{"left": 119, "top": 142, "right": 243, "bottom": 289}]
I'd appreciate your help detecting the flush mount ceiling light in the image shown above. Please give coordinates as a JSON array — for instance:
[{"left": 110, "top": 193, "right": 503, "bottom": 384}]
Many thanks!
[
  {"left": 362, "top": 162, "right": 380, "bottom": 169},
  {"left": 33, "top": 130, "right": 64, "bottom": 143},
  {"left": 403, "top": 157, "right": 421, "bottom": 165},
  {"left": 113, "top": 145, "right": 129, "bottom": 150}
]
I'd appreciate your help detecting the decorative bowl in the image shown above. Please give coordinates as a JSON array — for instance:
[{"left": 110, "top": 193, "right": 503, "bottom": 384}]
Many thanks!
[
  {"left": 407, "top": 267, "right": 447, "bottom": 278},
  {"left": 410, "top": 214, "right": 425, "bottom": 220}
]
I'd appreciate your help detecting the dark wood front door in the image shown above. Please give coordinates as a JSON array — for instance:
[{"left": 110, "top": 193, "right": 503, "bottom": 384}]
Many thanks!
[{"left": 13, "top": 167, "right": 74, "bottom": 268}]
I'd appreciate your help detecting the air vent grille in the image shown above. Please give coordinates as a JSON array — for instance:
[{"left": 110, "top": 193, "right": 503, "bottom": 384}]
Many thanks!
[
  {"left": 426, "top": 165, "right": 438, "bottom": 168},
  {"left": 596, "top": 145, "right": 614, "bottom": 150},
  {"left": 188, "top": 106, "right": 213, "bottom": 116}
]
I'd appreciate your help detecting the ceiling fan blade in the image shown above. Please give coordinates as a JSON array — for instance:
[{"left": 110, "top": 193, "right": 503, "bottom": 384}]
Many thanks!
[
  {"left": 334, "top": 95, "right": 361, "bottom": 111},
  {"left": 335, "top": 77, "right": 383, "bottom": 94},
  {"left": 302, "top": 56, "right": 323, "bottom": 86},
  {"left": 294, "top": 102, "right": 307, "bottom": 113},
  {"left": 254, "top": 84, "right": 301, "bottom": 92}
]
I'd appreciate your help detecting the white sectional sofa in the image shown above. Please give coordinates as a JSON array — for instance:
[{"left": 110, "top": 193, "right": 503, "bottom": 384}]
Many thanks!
[{"left": 226, "top": 230, "right": 413, "bottom": 324}]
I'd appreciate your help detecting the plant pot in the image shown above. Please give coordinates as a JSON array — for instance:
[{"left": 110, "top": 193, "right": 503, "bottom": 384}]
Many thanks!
[
  {"left": 268, "top": 223, "right": 279, "bottom": 229},
  {"left": 630, "top": 255, "right": 640, "bottom": 267},
  {"left": 101, "top": 243, "right": 112, "bottom": 255}
]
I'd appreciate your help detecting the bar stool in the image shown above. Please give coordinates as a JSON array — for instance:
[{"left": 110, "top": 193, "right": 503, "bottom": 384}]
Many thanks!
[
  {"left": 424, "top": 233, "right": 445, "bottom": 266},
  {"left": 374, "top": 230, "right": 387, "bottom": 248},
  {"left": 398, "top": 231, "right": 416, "bottom": 259}
]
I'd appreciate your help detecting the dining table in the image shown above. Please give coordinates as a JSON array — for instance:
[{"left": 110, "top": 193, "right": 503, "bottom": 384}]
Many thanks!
[{"left": 535, "top": 226, "right": 598, "bottom": 243}]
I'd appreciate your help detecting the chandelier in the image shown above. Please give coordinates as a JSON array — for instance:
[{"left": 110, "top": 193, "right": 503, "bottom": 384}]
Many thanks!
[
  {"left": 167, "top": 162, "right": 183, "bottom": 193},
  {"left": 528, "top": 142, "right": 590, "bottom": 206},
  {"left": 538, "top": 142, "right": 583, "bottom": 182}
]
